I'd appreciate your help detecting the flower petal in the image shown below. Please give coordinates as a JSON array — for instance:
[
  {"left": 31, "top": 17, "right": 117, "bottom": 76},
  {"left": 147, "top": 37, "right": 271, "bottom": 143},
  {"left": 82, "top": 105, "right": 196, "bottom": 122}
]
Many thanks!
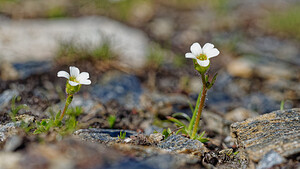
[
  {"left": 70, "top": 66, "right": 80, "bottom": 77},
  {"left": 80, "top": 79, "right": 91, "bottom": 85},
  {"left": 190, "top": 43, "right": 202, "bottom": 55},
  {"left": 76, "top": 72, "right": 90, "bottom": 83},
  {"left": 185, "top": 53, "right": 196, "bottom": 59},
  {"left": 196, "top": 59, "right": 210, "bottom": 67},
  {"left": 57, "top": 71, "right": 70, "bottom": 79},
  {"left": 202, "top": 43, "right": 214, "bottom": 54},
  {"left": 206, "top": 48, "right": 220, "bottom": 59},
  {"left": 69, "top": 80, "right": 79, "bottom": 86}
]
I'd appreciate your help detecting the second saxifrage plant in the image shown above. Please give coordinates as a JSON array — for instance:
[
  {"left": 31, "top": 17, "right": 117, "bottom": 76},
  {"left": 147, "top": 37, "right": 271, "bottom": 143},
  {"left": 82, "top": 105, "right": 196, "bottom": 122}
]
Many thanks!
[{"left": 166, "top": 42, "right": 220, "bottom": 142}]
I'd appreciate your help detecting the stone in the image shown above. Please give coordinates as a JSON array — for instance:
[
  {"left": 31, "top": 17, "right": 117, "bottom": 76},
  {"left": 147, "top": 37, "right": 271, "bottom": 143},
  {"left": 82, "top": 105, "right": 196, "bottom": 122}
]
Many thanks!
[
  {"left": 231, "top": 108, "right": 300, "bottom": 162},
  {"left": 92, "top": 71, "right": 143, "bottom": 109},
  {"left": 202, "top": 111, "right": 231, "bottom": 135},
  {"left": 256, "top": 150, "right": 286, "bottom": 169},
  {"left": 0, "top": 152, "right": 22, "bottom": 169},
  {"left": 13, "top": 61, "right": 52, "bottom": 79},
  {"left": 225, "top": 107, "right": 259, "bottom": 122},
  {"left": 4, "top": 135, "right": 23, "bottom": 152},
  {"left": 149, "top": 18, "right": 174, "bottom": 40},
  {"left": 0, "top": 16, "right": 149, "bottom": 68},
  {"left": 158, "top": 135, "right": 208, "bottom": 155},
  {"left": 74, "top": 128, "right": 137, "bottom": 143},
  {"left": 227, "top": 58, "right": 254, "bottom": 78},
  {"left": 0, "top": 61, "right": 19, "bottom": 81},
  {"left": 0, "top": 89, "right": 19, "bottom": 109},
  {"left": 242, "top": 92, "right": 278, "bottom": 114}
]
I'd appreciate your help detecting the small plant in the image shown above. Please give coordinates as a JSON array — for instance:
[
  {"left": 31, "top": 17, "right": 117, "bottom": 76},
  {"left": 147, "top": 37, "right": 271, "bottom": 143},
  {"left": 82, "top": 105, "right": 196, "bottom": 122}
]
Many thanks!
[
  {"left": 108, "top": 115, "right": 116, "bottom": 129},
  {"left": 33, "top": 66, "right": 91, "bottom": 134},
  {"left": 161, "top": 128, "right": 172, "bottom": 139},
  {"left": 118, "top": 131, "right": 127, "bottom": 139},
  {"left": 9, "top": 96, "right": 29, "bottom": 122},
  {"left": 280, "top": 100, "right": 285, "bottom": 110},
  {"left": 167, "top": 42, "right": 220, "bottom": 142}
]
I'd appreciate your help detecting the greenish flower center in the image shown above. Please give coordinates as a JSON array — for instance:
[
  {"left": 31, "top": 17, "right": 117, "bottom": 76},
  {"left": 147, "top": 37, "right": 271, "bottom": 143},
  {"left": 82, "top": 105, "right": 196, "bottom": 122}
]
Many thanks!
[
  {"left": 196, "top": 54, "right": 207, "bottom": 61},
  {"left": 70, "top": 76, "right": 79, "bottom": 83}
]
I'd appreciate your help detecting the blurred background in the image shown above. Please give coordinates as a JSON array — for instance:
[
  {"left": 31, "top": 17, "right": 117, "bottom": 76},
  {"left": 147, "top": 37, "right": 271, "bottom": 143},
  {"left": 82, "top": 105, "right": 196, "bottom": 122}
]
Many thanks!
[
  {"left": 0, "top": 0, "right": 299, "bottom": 124},
  {"left": 0, "top": 0, "right": 299, "bottom": 168}
]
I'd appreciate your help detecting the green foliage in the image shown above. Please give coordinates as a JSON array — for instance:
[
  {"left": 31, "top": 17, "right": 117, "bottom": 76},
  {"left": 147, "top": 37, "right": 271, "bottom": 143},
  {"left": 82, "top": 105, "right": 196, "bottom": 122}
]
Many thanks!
[
  {"left": 165, "top": 88, "right": 209, "bottom": 143},
  {"left": 9, "top": 96, "right": 29, "bottom": 122},
  {"left": 280, "top": 100, "right": 285, "bottom": 110},
  {"left": 161, "top": 128, "right": 172, "bottom": 139},
  {"left": 118, "top": 131, "right": 126, "bottom": 139},
  {"left": 146, "top": 44, "right": 165, "bottom": 69},
  {"left": 265, "top": 5, "right": 300, "bottom": 40},
  {"left": 34, "top": 106, "right": 83, "bottom": 135},
  {"left": 57, "top": 40, "right": 115, "bottom": 62},
  {"left": 108, "top": 115, "right": 116, "bottom": 129},
  {"left": 47, "top": 6, "right": 66, "bottom": 18}
]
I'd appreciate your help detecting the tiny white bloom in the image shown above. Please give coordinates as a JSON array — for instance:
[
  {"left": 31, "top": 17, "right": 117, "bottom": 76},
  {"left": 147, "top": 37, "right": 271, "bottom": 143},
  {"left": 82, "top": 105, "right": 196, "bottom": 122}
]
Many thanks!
[
  {"left": 57, "top": 66, "right": 91, "bottom": 86},
  {"left": 185, "top": 42, "right": 220, "bottom": 67}
]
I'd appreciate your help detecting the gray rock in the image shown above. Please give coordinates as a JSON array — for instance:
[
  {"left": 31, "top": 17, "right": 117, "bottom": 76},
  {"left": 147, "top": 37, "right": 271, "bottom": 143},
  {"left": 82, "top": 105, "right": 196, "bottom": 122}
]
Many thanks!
[
  {"left": 92, "top": 71, "right": 143, "bottom": 109},
  {"left": 257, "top": 150, "right": 286, "bottom": 169},
  {"left": 242, "top": 92, "right": 278, "bottom": 114},
  {"left": 13, "top": 61, "right": 52, "bottom": 79},
  {"left": 158, "top": 135, "right": 208, "bottom": 154},
  {"left": 0, "top": 122, "right": 19, "bottom": 142},
  {"left": 231, "top": 108, "right": 300, "bottom": 162},
  {"left": 0, "top": 16, "right": 149, "bottom": 68},
  {"left": 4, "top": 135, "right": 23, "bottom": 152},
  {"left": 0, "top": 89, "right": 19, "bottom": 109},
  {"left": 74, "top": 128, "right": 137, "bottom": 143},
  {"left": 225, "top": 107, "right": 259, "bottom": 122}
]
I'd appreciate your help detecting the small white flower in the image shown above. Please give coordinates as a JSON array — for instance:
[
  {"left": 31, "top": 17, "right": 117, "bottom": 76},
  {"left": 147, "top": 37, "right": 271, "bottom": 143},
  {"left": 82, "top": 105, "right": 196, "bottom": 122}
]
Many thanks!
[
  {"left": 57, "top": 66, "right": 91, "bottom": 86},
  {"left": 185, "top": 42, "right": 220, "bottom": 67}
]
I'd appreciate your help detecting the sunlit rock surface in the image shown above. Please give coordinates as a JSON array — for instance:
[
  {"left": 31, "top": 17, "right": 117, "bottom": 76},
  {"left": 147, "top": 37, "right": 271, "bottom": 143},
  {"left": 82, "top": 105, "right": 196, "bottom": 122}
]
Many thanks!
[
  {"left": 231, "top": 108, "right": 300, "bottom": 162},
  {"left": 0, "top": 16, "right": 148, "bottom": 68}
]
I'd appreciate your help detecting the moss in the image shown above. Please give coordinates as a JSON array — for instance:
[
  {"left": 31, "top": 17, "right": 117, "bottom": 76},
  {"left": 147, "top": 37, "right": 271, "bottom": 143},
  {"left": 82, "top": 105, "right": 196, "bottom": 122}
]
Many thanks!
[{"left": 265, "top": 5, "right": 300, "bottom": 40}]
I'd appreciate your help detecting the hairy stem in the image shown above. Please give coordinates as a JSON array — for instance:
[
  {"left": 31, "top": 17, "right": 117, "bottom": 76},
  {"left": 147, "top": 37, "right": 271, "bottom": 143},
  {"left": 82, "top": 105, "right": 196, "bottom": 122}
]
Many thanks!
[
  {"left": 59, "top": 94, "right": 73, "bottom": 121},
  {"left": 191, "top": 73, "right": 207, "bottom": 139}
]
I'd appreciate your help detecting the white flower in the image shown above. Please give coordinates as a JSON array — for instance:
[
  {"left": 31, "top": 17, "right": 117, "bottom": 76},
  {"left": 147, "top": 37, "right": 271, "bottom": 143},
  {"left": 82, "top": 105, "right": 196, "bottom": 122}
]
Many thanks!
[
  {"left": 185, "top": 42, "right": 220, "bottom": 67},
  {"left": 57, "top": 66, "right": 91, "bottom": 86}
]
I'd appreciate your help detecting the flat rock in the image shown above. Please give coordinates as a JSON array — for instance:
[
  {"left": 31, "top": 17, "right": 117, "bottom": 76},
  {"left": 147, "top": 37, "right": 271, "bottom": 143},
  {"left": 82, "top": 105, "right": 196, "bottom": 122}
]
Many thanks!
[
  {"left": 158, "top": 135, "right": 208, "bottom": 155},
  {"left": 0, "top": 16, "right": 148, "bottom": 68},
  {"left": 231, "top": 108, "right": 300, "bottom": 162},
  {"left": 92, "top": 71, "right": 143, "bottom": 109},
  {"left": 74, "top": 128, "right": 137, "bottom": 143},
  {"left": 0, "top": 89, "right": 19, "bottom": 109}
]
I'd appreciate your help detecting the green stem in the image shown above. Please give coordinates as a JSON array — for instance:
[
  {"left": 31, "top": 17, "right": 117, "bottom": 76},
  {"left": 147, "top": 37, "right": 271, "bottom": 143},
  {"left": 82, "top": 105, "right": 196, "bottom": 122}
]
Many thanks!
[
  {"left": 191, "top": 73, "right": 207, "bottom": 139},
  {"left": 188, "top": 87, "right": 202, "bottom": 132},
  {"left": 59, "top": 94, "right": 73, "bottom": 121}
]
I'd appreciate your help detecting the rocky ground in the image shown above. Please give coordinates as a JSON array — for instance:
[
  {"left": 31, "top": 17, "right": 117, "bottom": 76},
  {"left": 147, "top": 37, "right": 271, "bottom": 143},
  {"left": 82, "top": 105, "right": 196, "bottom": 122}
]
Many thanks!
[{"left": 0, "top": 0, "right": 299, "bottom": 169}]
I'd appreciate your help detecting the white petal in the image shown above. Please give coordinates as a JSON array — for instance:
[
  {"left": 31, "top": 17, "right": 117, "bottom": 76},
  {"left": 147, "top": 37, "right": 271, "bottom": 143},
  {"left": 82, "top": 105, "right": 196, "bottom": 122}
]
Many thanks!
[
  {"left": 80, "top": 79, "right": 91, "bottom": 85},
  {"left": 76, "top": 72, "right": 90, "bottom": 83},
  {"left": 57, "top": 71, "right": 70, "bottom": 79},
  {"left": 196, "top": 59, "right": 210, "bottom": 67},
  {"left": 190, "top": 43, "right": 202, "bottom": 55},
  {"left": 202, "top": 43, "right": 214, "bottom": 54},
  {"left": 206, "top": 48, "right": 220, "bottom": 59},
  {"left": 70, "top": 66, "right": 80, "bottom": 77},
  {"left": 68, "top": 80, "right": 79, "bottom": 86},
  {"left": 185, "top": 53, "right": 196, "bottom": 59}
]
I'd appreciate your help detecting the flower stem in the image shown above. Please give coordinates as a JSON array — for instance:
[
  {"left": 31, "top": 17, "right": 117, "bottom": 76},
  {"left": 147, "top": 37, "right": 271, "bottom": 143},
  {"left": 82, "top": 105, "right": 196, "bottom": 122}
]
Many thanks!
[
  {"left": 191, "top": 73, "right": 207, "bottom": 139},
  {"left": 59, "top": 94, "right": 73, "bottom": 121}
]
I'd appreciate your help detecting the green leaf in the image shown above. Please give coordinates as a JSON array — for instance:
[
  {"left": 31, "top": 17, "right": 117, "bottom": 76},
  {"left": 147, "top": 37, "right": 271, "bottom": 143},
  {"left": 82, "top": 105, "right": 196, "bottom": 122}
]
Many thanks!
[
  {"left": 167, "top": 116, "right": 186, "bottom": 128},
  {"left": 280, "top": 100, "right": 285, "bottom": 110},
  {"left": 172, "top": 112, "right": 191, "bottom": 122},
  {"left": 188, "top": 88, "right": 202, "bottom": 131},
  {"left": 207, "top": 73, "right": 218, "bottom": 89}
]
